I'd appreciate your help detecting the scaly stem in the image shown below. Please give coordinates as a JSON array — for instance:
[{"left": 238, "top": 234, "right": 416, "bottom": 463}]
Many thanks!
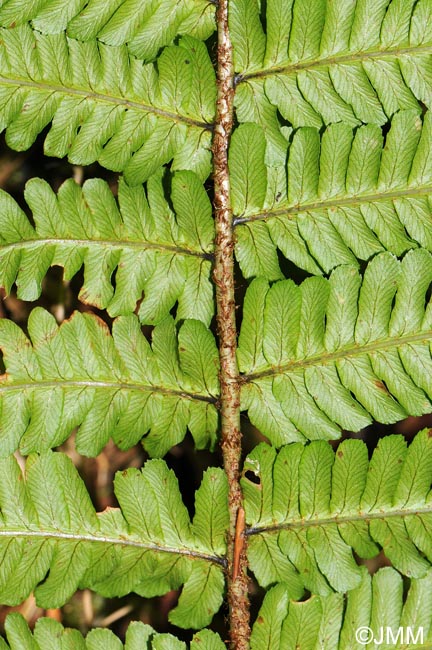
[{"left": 213, "top": 1, "right": 250, "bottom": 648}]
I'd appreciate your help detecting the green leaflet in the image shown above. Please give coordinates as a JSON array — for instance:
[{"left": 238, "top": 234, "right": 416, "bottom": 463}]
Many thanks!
[
  {"left": 0, "top": 308, "right": 219, "bottom": 456},
  {"left": 0, "top": 614, "right": 225, "bottom": 649},
  {"left": 229, "top": 123, "right": 267, "bottom": 217},
  {"left": 229, "top": 0, "right": 265, "bottom": 73},
  {"left": 238, "top": 249, "right": 432, "bottom": 444},
  {"left": 0, "top": 170, "right": 214, "bottom": 326},
  {"left": 250, "top": 568, "right": 432, "bottom": 649},
  {"left": 232, "top": 0, "right": 431, "bottom": 136},
  {"left": 0, "top": 25, "right": 215, "bottom": 182},
  {"left": 233, "top": 111, "right": 432, "bottom": 279},
  {"left": 0, "top": 452, "right": 228, "bottom": 628},
  {"left": 0, "top": 0, "right": 215, "bottom": 62},
  {"left": 243, "top": 432, "right": 432, "bottom": 594}
]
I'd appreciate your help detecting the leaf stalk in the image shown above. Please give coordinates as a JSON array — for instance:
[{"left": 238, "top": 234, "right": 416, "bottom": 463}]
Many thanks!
[{"left": 213, "top": 1, "right": 250, "bottom": 647}]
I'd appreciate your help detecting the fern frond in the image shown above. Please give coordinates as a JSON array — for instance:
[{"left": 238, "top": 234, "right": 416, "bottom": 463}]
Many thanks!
[
  {"left": 0, "top": 25, "right": 215, "bottom": 183},
  {"left": 0, "top": 451, "right": 227, "bottom": 628},
  {"left": 0, "top": 308, "right": 219, "bottom": 456},
  {"left": 250, "top": 568, "right": 432, "bottom": 649},
  {"left": 0, "top": 613, "right": 225, "bottom": 649},
  {"left": 0, "top": 0, "right": 215, "bottom": 62},
  {"left": 238, "top": 249, "right": 432, "bottom": 444},
  {"left": 231, "top": 111, "right": 432, "bottom": 279},
  {"left": 242, "top": 431, "right": 432, "bottom": 594},
  {"left": 0, "top": 170, "right": 214, "bottom": 326},
  {"left": 231, "top": 0, "right": 432, "bottom": 137}
]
